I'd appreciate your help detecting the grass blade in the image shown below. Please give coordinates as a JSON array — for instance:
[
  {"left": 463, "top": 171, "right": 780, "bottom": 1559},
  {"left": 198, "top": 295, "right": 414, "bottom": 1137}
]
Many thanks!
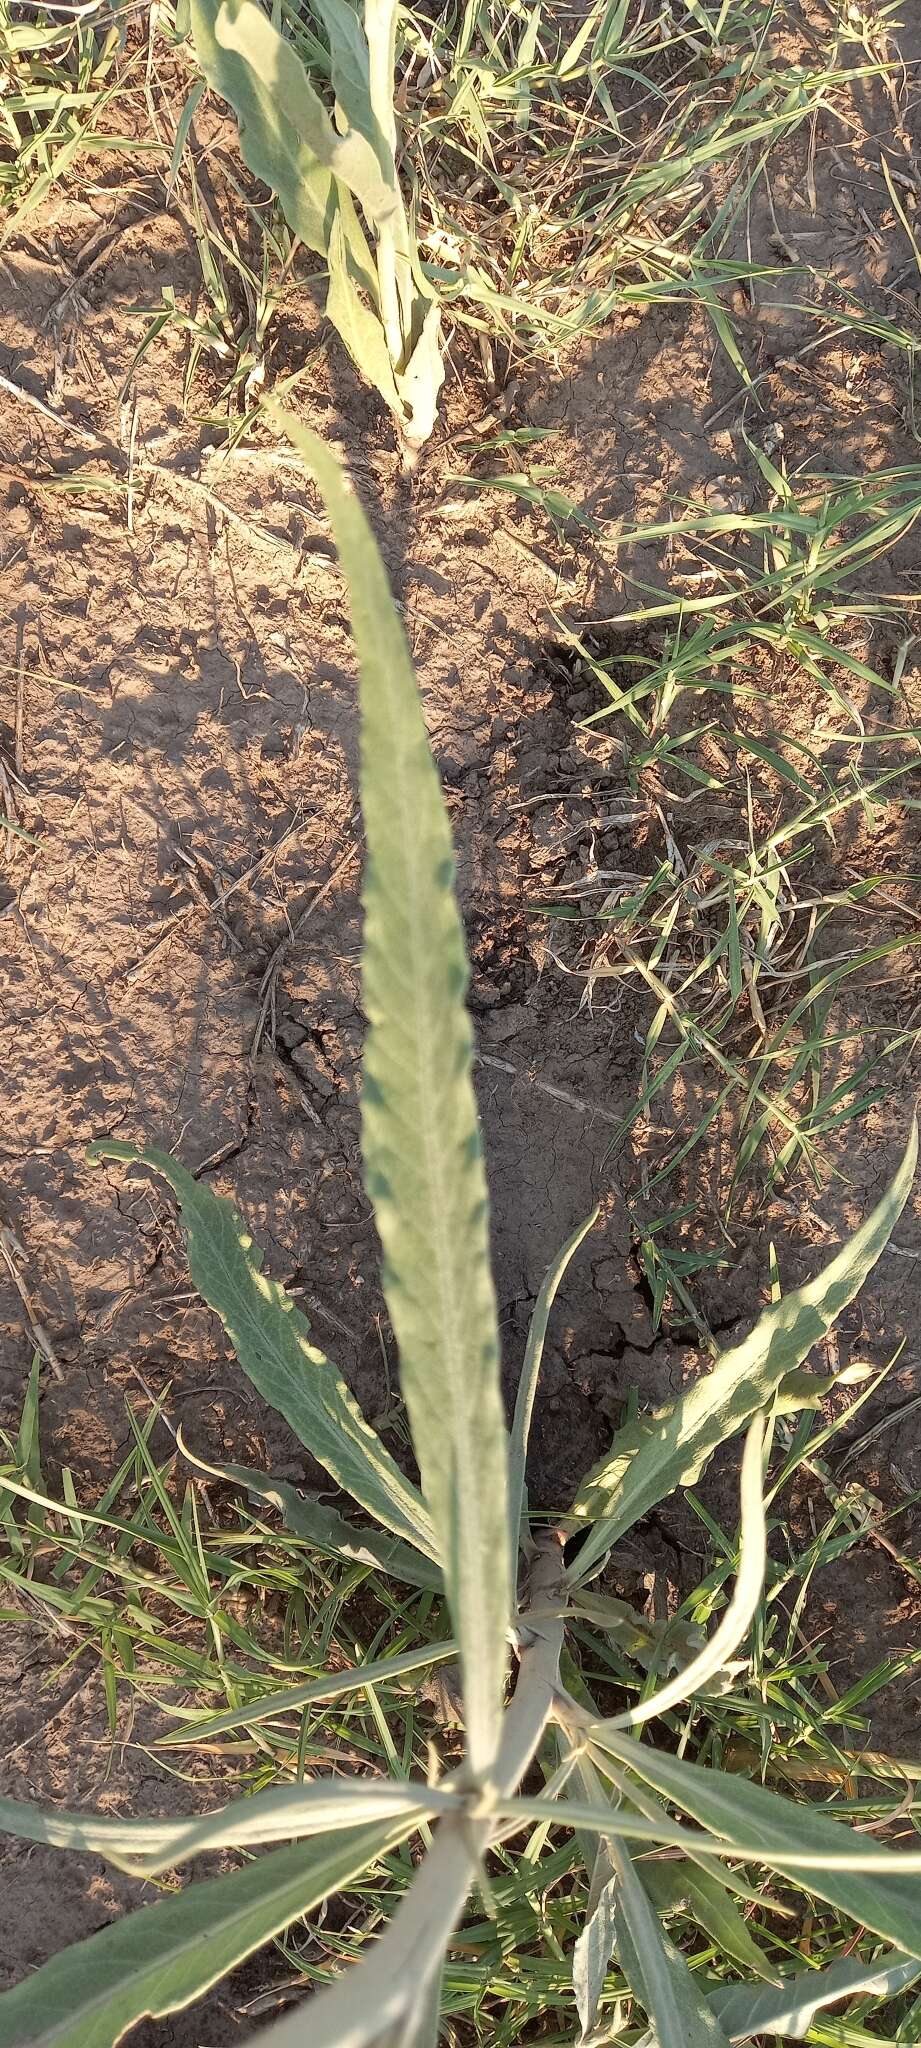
[
  {"left": 508, "top": 1205, "right": 599, "bottom": 1570},
  {"left": 156, "top": 1639, "right": 459, "bottom": 1747}
]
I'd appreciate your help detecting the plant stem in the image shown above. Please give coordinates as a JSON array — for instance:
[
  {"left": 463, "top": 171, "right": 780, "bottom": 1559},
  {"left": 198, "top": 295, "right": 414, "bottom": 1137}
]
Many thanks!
[{"left": 262, "top": 1537, "right": 567, "bottom": 2048}]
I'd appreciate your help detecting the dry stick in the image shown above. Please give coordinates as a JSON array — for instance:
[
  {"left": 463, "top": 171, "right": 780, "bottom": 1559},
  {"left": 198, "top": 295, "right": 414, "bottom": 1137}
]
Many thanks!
[
  {"left": 123, "top": 814, "right": 303, "bottom": 988},
  {"left": 0, "top": 372, "right": 104, "bottom": 449},
  {"left": 141, "top": 462, "right": 310, "bottom": 570},
  {"left": 14, "top": 653, "right": 24, "bottom": 781},
  {"left": 263, "top": 1536, "right": 567, "bottom": 2048},
  {"left": 251, "top": 835, "right": 362, "bottom": 1057},
  {"left": 0, "top": 1227, "right": 64, "bottom": 1381},
  {"left": 476, "top": 1051, "right": 621, "bottom": 1128},
  {"left": 703, "top": 323, "right": 856, "bottom": 432}
]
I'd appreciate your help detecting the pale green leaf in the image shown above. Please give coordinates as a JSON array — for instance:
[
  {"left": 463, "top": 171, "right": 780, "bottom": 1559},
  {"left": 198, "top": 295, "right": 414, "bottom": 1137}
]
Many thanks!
[
  {"left": 508, "top": 1204, "right": 599, "bottom": 1568},
  {"left": 312, "top": 0, "right": 391, "bottom": 174},
  {"left": 0, "top": 1780, "right": 443, "bottom": 1879},
  {"left": 189, "top": 0, "right": 378, "bottom": 298},
  {"left": 326, "top": 211, "right": 404, "bottom": 419},
  {"left": 363, "top": 0, "right": 399, "bottom": 157},
  {"left": 573, "top": 1872, "right": 619, "bottom": 2042},
  {"left": 642, "top": 1863, "right": 777, "bottom": 1982},
  {"left": 0, "top": 1819, "right": 416, "bottom": 2048},
  {"left": 215, "top": 0, "right": 397, "bottom": 223},
  {"left": 709, "top": 1949, "right": 921, "bottom": 2041},
  {"left": 604, "top": 1418, "right": 766, "bottom": 1730},
  {"left": 86, "top": 1140, "right": 438, "bottom": 1562},
  {"left": 609, "top": 1837, "right": 730, "bottom": 2048},
  {"left": 178, "top": 1442, "right": 443, "bottom": 1589},
  {"left": 604, "top": 1733, "right": 921, "bottom": 1961},
  {"left": 567, "top": 1123, "right": 917, "bottom": 1577},
  {"left": 279, "top": 415, "right": 511, "bottom": 1777},
  {"left": 402, "top": 1959, "right": 445, "bottom": 2047}
]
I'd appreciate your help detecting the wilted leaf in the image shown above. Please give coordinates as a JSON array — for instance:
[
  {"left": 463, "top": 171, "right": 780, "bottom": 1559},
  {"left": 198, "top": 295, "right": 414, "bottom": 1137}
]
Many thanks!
[
  {"left": 188, "top": 0, "right": 378, "bottom": 299},
  {"left": 0, "top": 1779, "right": 444, "bottom": 1879},
  {"left": 508, "top": 1204, "right": 599, "bottom": 1567},
  {"left": 214, "top": 0, "right": 396, "bottom": 224},
  {"left": 396, "top": 298, "right": 446, "bottom": 446},
  {"left": 326, "top": 211, "right": 404, "bottom": 420}
]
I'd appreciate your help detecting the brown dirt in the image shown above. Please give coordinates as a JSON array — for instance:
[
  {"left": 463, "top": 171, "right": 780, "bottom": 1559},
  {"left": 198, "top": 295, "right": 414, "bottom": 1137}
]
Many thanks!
[{"left": 1, "top": 2, "right": 921, "bottom": 2036}]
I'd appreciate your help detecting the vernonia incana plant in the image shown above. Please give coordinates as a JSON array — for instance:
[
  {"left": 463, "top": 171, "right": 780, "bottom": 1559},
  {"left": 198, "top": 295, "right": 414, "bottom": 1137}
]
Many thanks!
[
  {"left": 0, "top": 414, "right": 918, "bottom": 2048},
  {"left": 187, "top": 0, "right": 444, "bottom": 449}
]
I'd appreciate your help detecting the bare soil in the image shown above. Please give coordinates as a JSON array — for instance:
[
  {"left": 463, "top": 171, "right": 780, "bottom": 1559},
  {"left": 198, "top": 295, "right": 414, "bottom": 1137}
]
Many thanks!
[{"left": 1, "top": 5, "right": 920, "bottom": 2036}]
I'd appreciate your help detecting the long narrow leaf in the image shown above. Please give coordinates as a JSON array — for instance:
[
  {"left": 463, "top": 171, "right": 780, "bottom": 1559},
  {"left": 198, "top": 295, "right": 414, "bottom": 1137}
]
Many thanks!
[
  {"left": 573, "top": 1872, "right": 619, "bottom": 2042},
  {"left": 567, "top": 1124, "right": 916, "bottom": 1577},
  {"left": 86, "top": 1141, "right": 438, "bottom": 1562},
  {"left": 280, "top": 416, "right": 511, "bottom": 1778},
  {"left": 508, "top": 1205, "right": 599, "bottom": 1569},
  {"left": 178, "top": 1441, "right": 443, "bottom": 1589},
  {"left": 0, "top": 1780, "right": 444, "bottom": 1879},
  {"left": 643, "top": 1862, "right": 777, "bottom": 1982},
  {"left": 605, "top": 1419, "right": 766, "bottom": 1729},
  {"left": 709, "top": 1949, "right": 921, "bottom": 2041},
  {"left": 156, "top": 1638, "right": 459, "bottom": 1747},
  {"left": 604, "top": 1733, "right": 921, "bottom": 1961},
  {"left": 0, "top": 1819, "right": 416, "bottom": 2048},
  {"left": 609, "top": 1836, "right": 730, "bottom": 2048},
  {"left": 188, "top": 0, "right": 378, "bottom": 298}
]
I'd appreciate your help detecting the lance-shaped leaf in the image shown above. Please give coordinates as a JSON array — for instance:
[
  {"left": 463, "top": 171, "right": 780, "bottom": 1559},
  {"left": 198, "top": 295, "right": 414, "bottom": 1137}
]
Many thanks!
[
  {"left": 567, "top": 1123, "right": 917, "bottom": 1578},
  {"left": 608, "top": 1836, "right": 730, "bottom": 2048},
  {"left": 642, "top": 1862, "right": 777, "bottom": 1982},
  {"left": 179, "top": 1442, "right": 443, "bottom": 1590},
  {"left": 214, "top": 0, "right": 396, "bottom": 223},
  {"left": 188, "top": 0, "right": 378, "bottom": 299},
  {"left": 709, "top": 1949, "right": 921, "bottom": 2042},
  {"left": 278, "top": 415, "right": 511, "bottom": 1777},
  {"left": 0, "top": 1817, "right": 417, "bottom": 2048},
  {"left": 86, "top": 1140, "right": 438, "bottom": 1563},
  {"left": 573, "top": 1871, "right": 619, "bottom": 2043},
  {"left": 603, "top": 1732, "right": 921, "bottom": 1962},
  {"left": 0, "top": 1779, "right": 446, "bottom": 1879}
]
